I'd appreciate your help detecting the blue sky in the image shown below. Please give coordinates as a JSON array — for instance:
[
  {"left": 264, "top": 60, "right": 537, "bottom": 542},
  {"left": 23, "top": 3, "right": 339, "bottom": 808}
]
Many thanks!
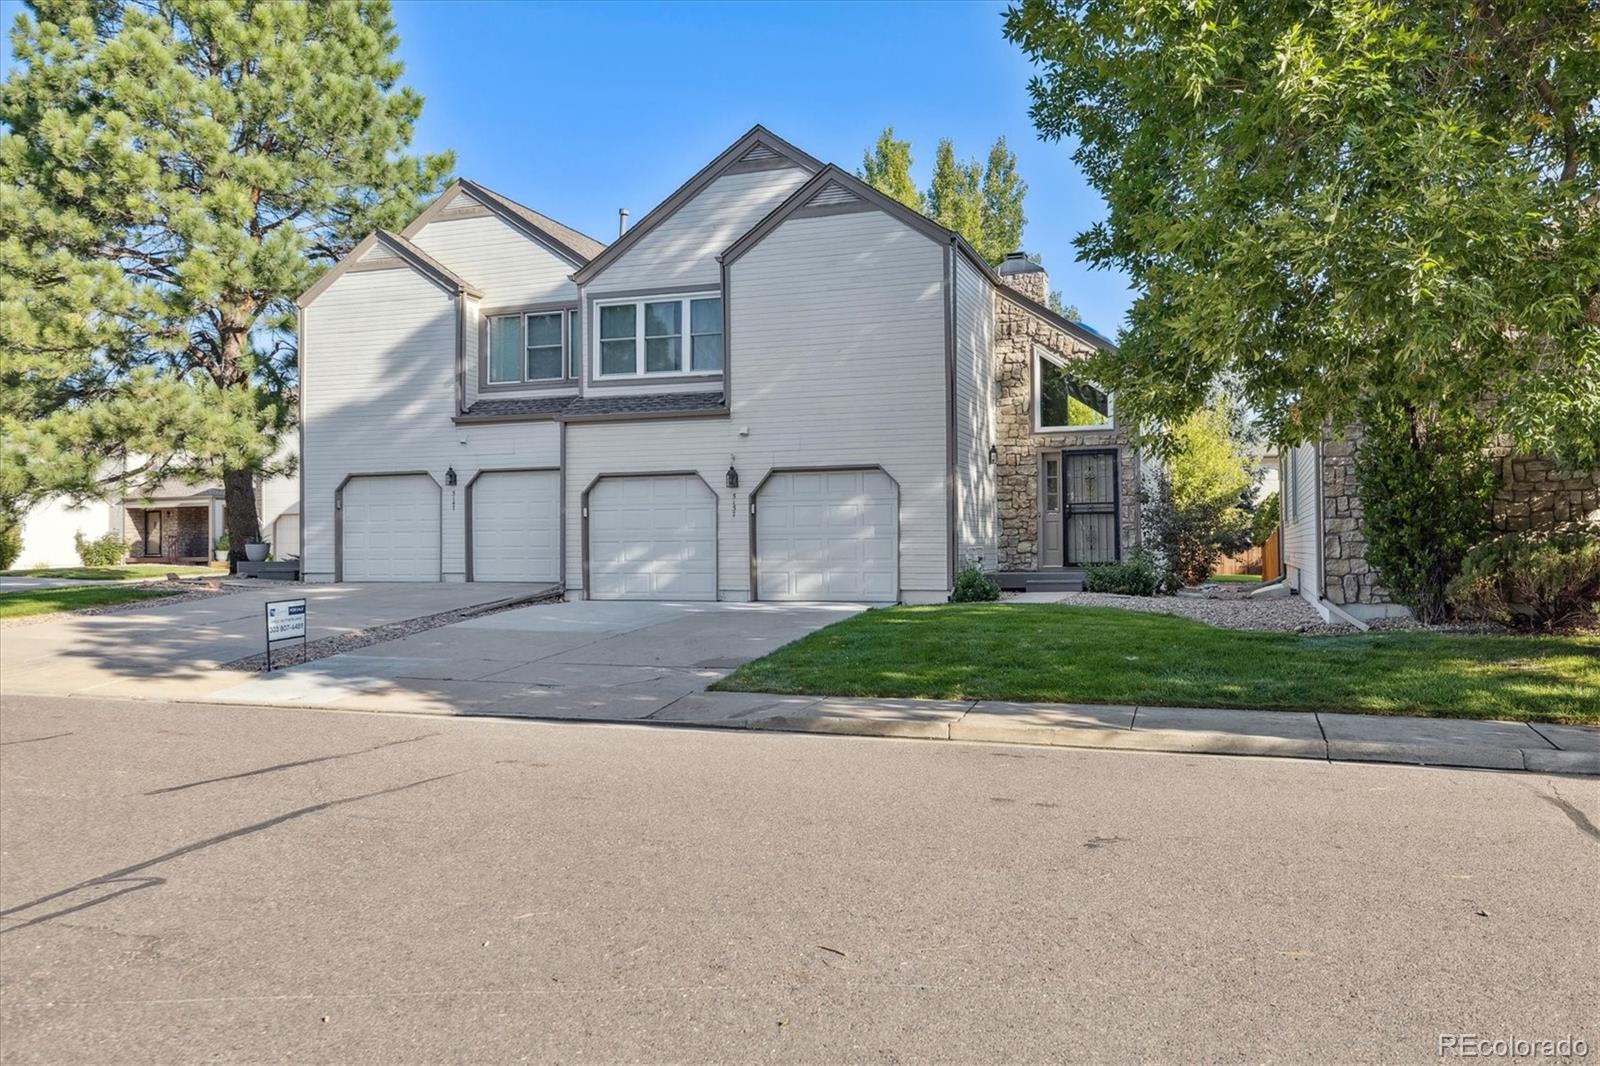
[
  {"left": 389, "top": 0, "right": 1132, "bottom": 331},
  {"left": 0, "top": 0, "right": 1133, "bottom": 331}
]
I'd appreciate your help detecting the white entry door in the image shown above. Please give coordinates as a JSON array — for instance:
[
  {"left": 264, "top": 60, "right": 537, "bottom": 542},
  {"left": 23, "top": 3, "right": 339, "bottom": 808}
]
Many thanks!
[
  {"left": 340, "top": 475, "right": 440, "bottom": 581},
  {"left": 587, "top": 475, "right": 716, "bottom": 600},
  {"left": 755, "top": 469, "right": 897, "bottom": 601},
  {"left": 471, "top": 470, "right": 559, "bottom": 581}
]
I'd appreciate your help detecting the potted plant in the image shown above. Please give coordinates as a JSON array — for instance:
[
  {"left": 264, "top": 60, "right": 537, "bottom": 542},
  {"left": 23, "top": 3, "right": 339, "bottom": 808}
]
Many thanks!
[
  {"left": 244, "top": 539, "right": 269, "bottom": 562},
  {"left": 213, "top": 533, "right": 230, "bottom": 563}
]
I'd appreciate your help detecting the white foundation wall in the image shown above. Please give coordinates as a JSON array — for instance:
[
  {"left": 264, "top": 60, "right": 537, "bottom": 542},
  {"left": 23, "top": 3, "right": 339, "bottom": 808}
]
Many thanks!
[
  {"left": 562, "top": 209, "right": 950, "bottom": 601},
  {"left": 301, "top": 267, "right": 560, "bottom": 582},
  {"left": 15, "top": 497, "right": 119, "bottom": 569}
]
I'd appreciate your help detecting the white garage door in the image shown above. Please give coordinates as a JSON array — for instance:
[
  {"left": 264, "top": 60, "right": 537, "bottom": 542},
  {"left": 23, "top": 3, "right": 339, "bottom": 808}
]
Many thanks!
[
  {"left": 756, "top": 469, "right": 897, "bottom": 601},
  {"left": 471, "top": 470, "right": 559, "bottom": 582},
  {"left": 340, "top": 475, "right": 439, "bottom": 581},
  {"left": 588, "top": 475, "right": 716, "bottom": 600}
]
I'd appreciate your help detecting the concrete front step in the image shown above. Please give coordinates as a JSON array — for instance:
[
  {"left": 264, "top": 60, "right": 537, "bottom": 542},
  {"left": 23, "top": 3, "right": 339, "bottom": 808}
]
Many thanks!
[{"left": 998, "top": 571, "right": 1088, "bottom": 592}]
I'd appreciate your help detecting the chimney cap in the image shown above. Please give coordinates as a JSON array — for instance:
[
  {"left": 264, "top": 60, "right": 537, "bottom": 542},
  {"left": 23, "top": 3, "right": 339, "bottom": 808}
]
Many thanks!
[{"left": 997, "top": 251, "right": 1046, "bottom": 276}]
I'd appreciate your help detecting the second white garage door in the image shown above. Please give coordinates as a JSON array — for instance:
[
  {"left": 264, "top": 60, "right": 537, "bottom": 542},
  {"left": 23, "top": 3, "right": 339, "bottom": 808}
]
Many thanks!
[
  {"left": 755, "top": 469, "right": 897, "bottom": 601},
  {"left": 471, "top": 470, "right": 559, "bottom": 581},
  {"left": 340, "top": 474, "right": 440, "bottom": 581},
  {"left": 588, "top": 475, "right": 716, "bottom": 600}
]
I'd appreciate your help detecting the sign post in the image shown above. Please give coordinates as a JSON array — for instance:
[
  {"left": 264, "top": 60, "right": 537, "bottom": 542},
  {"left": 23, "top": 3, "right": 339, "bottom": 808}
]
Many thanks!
[{"left": 264, "top": 598, "right": 308, "bottom": 671}]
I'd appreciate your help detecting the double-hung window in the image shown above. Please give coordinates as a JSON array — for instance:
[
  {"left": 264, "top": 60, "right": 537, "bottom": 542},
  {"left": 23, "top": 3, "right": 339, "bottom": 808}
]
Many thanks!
[
  {"left": 594, "top": 293, "right": 722, "bottom": 378},
  {"left": 486, "top": 309, "right": 573, "bottom": 386}
]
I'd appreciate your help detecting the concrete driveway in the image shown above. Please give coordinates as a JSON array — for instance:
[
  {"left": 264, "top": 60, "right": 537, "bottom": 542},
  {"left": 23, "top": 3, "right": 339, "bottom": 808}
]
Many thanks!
[
  {"left": 204, "top": 599, "right": 868, "bottom": 718},
  {"left": 0, "top": 583, "right": 554, "bottom": 700}
]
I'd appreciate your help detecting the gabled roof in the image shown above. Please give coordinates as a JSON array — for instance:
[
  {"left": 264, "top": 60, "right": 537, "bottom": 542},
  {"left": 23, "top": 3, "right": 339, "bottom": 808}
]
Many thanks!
[
  {"left": 720, "top": 164, "right": 1118, "bottom": 353},
  {"left": 571, "top": 124, "right": 824, "bottom": 286},
  {"left": 296, "top": 229, "right": 482, "bottom": 309},
  {"left": 400, "top": 179, "right": 606, "bottom": 266}
]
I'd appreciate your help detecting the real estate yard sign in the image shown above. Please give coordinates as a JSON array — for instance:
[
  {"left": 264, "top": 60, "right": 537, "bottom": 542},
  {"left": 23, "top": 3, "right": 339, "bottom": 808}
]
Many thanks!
[{"left": 264, "top": 598, "right": 307, "bottom": 671}]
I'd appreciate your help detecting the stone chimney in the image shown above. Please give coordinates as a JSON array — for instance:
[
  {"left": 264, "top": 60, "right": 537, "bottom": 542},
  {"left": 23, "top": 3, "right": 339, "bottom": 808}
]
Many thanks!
[{"left": 996, "top": 250, "right": 1048, "bottom": 304}]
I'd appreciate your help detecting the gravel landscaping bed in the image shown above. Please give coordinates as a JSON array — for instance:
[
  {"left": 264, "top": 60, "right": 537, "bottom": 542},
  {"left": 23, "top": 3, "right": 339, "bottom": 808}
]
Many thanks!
[
  {"left": 1040, "top": 585, "right": 1349, "bottom": 633},
  {"left": 0, "top": 580, "right": 237, "bottom": 628},
  {"left": 223, "top": 586, "right": 564, "bottom": 671}
]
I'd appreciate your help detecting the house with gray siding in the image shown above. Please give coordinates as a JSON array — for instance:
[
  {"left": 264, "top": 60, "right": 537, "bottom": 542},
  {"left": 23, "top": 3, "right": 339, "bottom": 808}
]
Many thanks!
[{"left": 295, "top": 125, "right": 1131, "bottom": 601}]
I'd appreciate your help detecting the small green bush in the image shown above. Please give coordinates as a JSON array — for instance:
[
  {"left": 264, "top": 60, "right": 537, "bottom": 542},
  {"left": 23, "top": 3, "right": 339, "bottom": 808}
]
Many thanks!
[
  {"left": 74, "top": 531, "right": 127, "bottom": 567},
  {"left": 0, "top": 517, "right": 21, "bottom": 570},
  {"left": 1448, "top": 527, "right": 1600, "bottom": 630},
  {"left": 1085, "top": 548, "right": 1174, "bottom": 597},
  {"left": 214, "top": 532, "right": 231, "bottom": 552},
  {"left": 1355, "top": 402, "right": 1496, "bottom": 622},
  {"left": 951, "top": 565, "right": 1001, "bottom": 602}
]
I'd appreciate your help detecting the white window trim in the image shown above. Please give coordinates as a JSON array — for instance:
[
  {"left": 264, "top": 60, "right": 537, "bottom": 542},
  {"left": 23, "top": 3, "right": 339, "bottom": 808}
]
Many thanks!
[
  {"left": 592, "top": 291, "right": 723, "bottom": 379},
  {"left": 487, "top": 309, "right": 577, "bottom": 386},
  {"left": 1032, "top": 345, "right": 1113, "bottom": 433}
]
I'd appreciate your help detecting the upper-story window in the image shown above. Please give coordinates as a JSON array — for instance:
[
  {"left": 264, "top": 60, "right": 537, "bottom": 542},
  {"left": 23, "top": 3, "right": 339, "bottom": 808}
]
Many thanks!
[
  {"left": 486, "top": 308, "right": 580, "bottom": 386},
  {"left": 1034, "top": 345, "right": 1112, "bottom": 432},
  {"left": 595, "top": 293, "right": 723, "bottom": 378}
]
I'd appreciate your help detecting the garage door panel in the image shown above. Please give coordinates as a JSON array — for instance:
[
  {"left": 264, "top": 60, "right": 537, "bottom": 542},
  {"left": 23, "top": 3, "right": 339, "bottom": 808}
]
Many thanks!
[
  {"left": 472, "top": 471, "right": 558, "bottom": 582},
  {"left": 341, "top": 475, "right": 439, "bottom": 582},
  {"left": 588, "top": 475, "right": 717, "bottom": 600},
  {"left": 756, "top": 470, "right": 897, "bottom": 603}
]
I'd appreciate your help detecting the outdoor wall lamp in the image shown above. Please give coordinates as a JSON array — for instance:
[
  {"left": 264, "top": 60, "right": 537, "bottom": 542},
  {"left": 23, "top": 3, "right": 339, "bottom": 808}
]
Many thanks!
[
  {"left": 988, "top": 444, "right": 998, "bottom": 465},
  {"left": 445, "top": 466, "right": 458, "bottom": 486},
  {"left": 725, "top": 462, "right": 739, "bottom": 489}
]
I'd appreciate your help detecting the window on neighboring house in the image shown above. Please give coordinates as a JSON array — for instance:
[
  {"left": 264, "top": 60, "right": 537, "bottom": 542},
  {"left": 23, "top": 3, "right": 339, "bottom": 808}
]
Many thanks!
[
  {"left": 593, "top": 293, "right": 723, "bottom": 377},
  {"left": 1034, "top": 345, "right": 1112, "bottom": 431},
  {"left": 486, "top": 309, "right": 575, "bottom": 385}
]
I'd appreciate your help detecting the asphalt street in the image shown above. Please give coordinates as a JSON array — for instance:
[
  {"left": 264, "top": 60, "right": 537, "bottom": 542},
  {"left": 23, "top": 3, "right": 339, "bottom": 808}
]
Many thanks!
[{"left": 1, "top": 692, "right": 1596, "bottom": 1063}]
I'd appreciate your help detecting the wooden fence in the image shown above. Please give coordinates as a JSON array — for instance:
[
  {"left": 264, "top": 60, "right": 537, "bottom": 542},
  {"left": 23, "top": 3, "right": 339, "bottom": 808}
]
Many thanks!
[{"left": 1215, "top": 527, "right": 1283, "bottom": 582}]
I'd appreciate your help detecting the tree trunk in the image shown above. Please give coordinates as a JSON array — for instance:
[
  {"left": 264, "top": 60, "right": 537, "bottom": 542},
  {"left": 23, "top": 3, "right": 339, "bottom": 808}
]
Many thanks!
[{"left": 223, "top": 466, "right": 261, "bottom": 574}]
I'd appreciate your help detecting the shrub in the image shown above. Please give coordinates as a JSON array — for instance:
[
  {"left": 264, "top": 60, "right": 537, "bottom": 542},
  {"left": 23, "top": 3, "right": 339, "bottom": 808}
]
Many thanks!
[
  {"left": 0, "top": 514, "right": 21, "bottom": 571},
  {"left": 1084, "top": 548, "right": 1174, "bottom": 597},
  {"left": 1250, "top": 491, "right": 1280, "bottom": 546},
  {"left": 74, "top": 531, "right": 126, "bottom": 566},
  {"left": 951, "top": 565, "right": 1001, "bottom": 602},
  {"left": 1448, "top": 527, "right": 1600, "bottom": 630},
  {"left": 214, "top": 533, "right": 231, "bottom": 552},
  {"left": 1143, "top": 401, "right": 1256, "bottom": 586},
  {"left": 1355, "top": 401, "right": 1496, "bottom": 622}
]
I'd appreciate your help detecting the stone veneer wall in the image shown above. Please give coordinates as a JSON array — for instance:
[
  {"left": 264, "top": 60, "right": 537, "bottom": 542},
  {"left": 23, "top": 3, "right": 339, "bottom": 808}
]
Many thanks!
[
  {"left": 1320, "top": 425, "right": 1600, "bottom": 606},
  {"left": 994, "top": 291, "right": 1139, "bottom": 572}
]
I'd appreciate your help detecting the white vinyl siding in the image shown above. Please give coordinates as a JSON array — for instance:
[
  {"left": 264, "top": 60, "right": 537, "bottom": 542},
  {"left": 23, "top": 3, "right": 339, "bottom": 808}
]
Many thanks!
[
  {"left": 586, "top": 167, "right": 810, "bottom": 291},
  {"left": 300, "top": 267, "right": 560, "bottom": 582},
  {"left": 1281, "top": 441, "right": 1322, "bottom": 605},
  {"left": 408, "top": 208, "right": 576, "bottom": 307},
  {"left": 563, "top": 209, "right": 948, "bottom": 601},
  {"left": 954, "top": 255, "right": 997, "bottom": 571}
]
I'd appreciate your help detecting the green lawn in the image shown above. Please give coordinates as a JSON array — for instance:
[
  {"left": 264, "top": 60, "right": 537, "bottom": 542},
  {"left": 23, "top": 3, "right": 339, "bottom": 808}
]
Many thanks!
[
  {"left": 0, "top": 585, "right": 186, "bottom": 620},
  {"left": 1207, "top": 573, "right": 1263, "bottom": 583},
  {"left": 713, "top": 604, "right": 1600, "bottom": 725},
  {"left": 0, "top": 564, "right": 217, "bottom": 580}
]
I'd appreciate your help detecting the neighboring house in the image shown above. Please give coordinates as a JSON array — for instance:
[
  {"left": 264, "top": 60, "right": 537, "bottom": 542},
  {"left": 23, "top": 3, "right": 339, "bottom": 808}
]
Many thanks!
[
  {"left": 12, "top": 472, "right": 300, "bottom": 570},
  {"left": 296, "top": 125, "right": 1131, "bottom": 600},
  {"left": 1280, "top": 430, "right": 1599, "bottom": 623}
]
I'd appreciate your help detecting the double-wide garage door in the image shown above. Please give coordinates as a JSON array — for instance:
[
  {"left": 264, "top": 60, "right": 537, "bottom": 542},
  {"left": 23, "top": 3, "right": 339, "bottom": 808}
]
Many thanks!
[
  {"left": 587, "top": 475, "right": 716, "bottom": 600},
  {"left": 755, "top": 470, "right": 897, "bottom": 601},
  {"left": 340, "top": 475, "right": 441, "bottom": 581},
  {"left": 471, "top": 470, "right": 559, "bottom": 581}
]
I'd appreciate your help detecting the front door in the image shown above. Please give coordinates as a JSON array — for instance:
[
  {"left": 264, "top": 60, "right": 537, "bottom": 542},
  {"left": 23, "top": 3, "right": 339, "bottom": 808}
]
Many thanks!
[
  {"left": 138, "top": 510, "right": 163, "bottom": 559},
  {"left": 1063, "top": 451, "right": 1118, "bottom": 565}
]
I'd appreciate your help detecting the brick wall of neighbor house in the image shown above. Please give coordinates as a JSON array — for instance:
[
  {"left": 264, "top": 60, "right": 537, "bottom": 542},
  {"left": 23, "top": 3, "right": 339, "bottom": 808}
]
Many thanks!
[
  {"left": 1320, "top": 424, "right": 1600, "bottom": 606},
  {"left": 993, "top": 275, "right": 1139, "bottom": 572}
]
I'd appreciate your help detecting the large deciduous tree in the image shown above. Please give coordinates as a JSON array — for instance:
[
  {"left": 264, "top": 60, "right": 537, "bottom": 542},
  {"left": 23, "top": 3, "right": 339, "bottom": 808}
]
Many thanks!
[
  {"left": 0, "top": 0, "right": 453, "bottom": 561},
  {"left": 859, "top": 126, "right": 925, "bottom": 214},
  {"left": 1003, "top": 0, "right": 1600, "bottom": 468}
]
